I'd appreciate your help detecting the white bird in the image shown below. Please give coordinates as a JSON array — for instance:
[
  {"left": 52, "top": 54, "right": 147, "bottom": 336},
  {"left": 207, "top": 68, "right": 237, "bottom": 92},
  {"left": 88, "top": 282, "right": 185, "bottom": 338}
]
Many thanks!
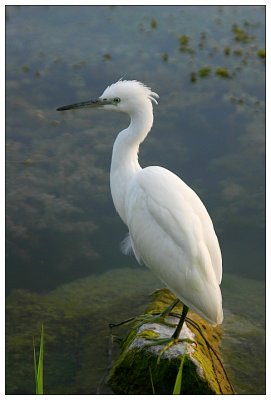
[{"left": 57, "top": 80, "right": 223, "bottom": 341}]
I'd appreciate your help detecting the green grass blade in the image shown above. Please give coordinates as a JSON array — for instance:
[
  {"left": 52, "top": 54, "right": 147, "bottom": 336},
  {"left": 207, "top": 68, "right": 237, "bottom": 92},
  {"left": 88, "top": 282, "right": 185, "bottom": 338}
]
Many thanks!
[
  {"left": 37, "top": 324, "right": 44, "bottom": 394},
  {"left": 149, "top": 366, "right": 155, "bottom": 395},
  {"left": 173, "top": 354, "right": 186, "bottom": 395},
  {"left": 33, "top": 336, "right": 38, "bottom": 393},
  {"left": 33, "top": 324, "right": 44, "bottom": 394}
]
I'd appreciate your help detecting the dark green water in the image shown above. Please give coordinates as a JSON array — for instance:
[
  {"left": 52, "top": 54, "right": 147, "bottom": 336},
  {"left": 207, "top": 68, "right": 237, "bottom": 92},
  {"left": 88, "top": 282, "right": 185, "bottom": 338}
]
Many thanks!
[{"left": 6, "top": 5, "right": 265, "bottom": 394}]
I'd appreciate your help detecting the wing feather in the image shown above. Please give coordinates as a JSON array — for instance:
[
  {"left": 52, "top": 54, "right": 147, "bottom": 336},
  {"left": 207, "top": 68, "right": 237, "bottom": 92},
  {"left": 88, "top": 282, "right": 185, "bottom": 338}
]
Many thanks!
[
  {"left": 124, "top": 166, "right": 223, "bottom": 324},
  {"left": 137, "top": 166, "right": 222, "bottom": 283}
]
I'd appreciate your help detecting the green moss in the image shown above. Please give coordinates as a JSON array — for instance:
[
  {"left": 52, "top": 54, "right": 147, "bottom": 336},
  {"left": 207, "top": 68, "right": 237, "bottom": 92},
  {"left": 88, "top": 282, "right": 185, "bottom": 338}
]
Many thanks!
[
  {"left": 108, "top": 340, "right": 214, "bottom": 395},
  {"left": 138, "top": 329, "right": 160, "bottom": 339}
]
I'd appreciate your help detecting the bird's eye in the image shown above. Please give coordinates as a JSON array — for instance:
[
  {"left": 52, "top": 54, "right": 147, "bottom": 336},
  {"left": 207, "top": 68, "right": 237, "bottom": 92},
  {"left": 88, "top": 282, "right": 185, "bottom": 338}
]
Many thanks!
[{"left": 113, "top": 97, "right": 121, "bottom": 104}]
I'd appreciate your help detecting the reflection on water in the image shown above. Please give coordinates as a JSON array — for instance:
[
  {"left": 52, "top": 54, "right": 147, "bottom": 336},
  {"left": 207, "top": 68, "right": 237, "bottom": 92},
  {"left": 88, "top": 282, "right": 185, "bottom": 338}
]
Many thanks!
[{"left": 6, "top": 5, "right": 265, "bottom": 395}]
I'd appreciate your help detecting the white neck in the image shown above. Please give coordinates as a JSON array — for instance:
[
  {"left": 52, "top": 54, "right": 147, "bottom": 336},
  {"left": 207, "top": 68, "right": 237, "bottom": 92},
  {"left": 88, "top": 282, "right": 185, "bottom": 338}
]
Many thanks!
[{"left": 110, "top": 100, "right": 153, "bottom": 223}]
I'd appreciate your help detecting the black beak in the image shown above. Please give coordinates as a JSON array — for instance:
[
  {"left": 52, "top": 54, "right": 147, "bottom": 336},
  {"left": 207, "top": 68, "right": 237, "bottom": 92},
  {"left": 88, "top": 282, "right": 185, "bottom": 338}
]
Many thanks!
[{"left": 56, "top": 99, "right": 106, "bottom": 111}]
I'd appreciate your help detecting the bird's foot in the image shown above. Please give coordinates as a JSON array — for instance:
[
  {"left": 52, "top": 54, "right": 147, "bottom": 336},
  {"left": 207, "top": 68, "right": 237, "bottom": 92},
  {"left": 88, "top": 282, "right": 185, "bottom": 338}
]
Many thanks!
[{"left": 141, "top": 335, "right": 196, "bottom": 364}]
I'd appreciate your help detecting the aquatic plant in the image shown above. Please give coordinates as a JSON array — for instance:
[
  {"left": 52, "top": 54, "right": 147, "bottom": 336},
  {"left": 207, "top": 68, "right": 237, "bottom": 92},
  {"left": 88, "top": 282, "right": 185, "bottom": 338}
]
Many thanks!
[
  {"left": 33, "top": 324, "right": 44, "bottom": 395},
  {"left": 173, "top": 354, "right": 186, "bottom": 394},
  {"left": 178, "top": 35, "right": 194, "bottom": 54},
  {"left": 257, "top": 48, "right": 266, "bottom": 59},
  {"left": 103, "top": 53, "right": 112, "bottom": 61},
  {"left": 190, "top": 72, "right": 197, "bottom": 83},
  {"left": 224, "top": 47, "right": 231, "bottom": 56},
  {"left": 150, "top": 19, "right": 157, "bottom": 29},
  {"left": 233, "top": 48, "right": 243, "bottom": 56},
  {"left": 231, "top": 24, "right": 253, "bottom": 43},
  {"left": 161, "top": 53, "right": 169, "bottom": 62},
  {"left": 216, "top": 67, "right": 231, "bottom": 78},
  {"left": 198, "top": 67, "right": 212, "bottom": 78},
  {"left": 22, "top": 65, "right": 30, "bottom": 73},
  {"left": 178, "top": 34, "right": 189, "bottom": 46}
]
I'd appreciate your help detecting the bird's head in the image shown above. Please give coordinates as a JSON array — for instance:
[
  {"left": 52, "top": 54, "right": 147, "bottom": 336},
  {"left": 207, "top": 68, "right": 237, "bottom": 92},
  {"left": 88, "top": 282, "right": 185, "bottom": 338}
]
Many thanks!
[{"left": 56, "top": 80, "right": 159, "bottom": 114}]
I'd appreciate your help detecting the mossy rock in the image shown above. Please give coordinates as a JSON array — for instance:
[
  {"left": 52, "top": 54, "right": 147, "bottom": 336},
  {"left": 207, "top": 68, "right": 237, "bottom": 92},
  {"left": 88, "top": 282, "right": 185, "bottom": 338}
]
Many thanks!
[{"left": 107, "top": 289, "right": 234, "bottom": 395}]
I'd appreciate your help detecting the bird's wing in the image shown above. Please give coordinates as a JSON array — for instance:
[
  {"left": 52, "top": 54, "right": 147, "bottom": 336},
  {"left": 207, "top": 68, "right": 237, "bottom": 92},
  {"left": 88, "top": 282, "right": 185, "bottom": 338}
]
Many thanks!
[
  {"left": 125, "top": 166, "right": 223, "bottom": 324},
  {"left": 129, "top": 167, "right": 222, "bottom": 284}
]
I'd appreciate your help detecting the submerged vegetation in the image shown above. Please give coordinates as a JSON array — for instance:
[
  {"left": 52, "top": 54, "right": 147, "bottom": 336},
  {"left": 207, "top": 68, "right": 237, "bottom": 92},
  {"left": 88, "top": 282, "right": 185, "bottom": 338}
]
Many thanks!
[
  {"left": 257, "top": 48, "right": 266, "bottom": 59},
  {"left": 176, "top": 21, "right": 264, "bottom": 83},
  {"left": 215, "top": 67, "right": 231, "bottom": 78},
  {"left": 198, "top": 66, "right": 212, "bottom": 78},
  {"left": 178, "top": 34, "right": 194, "bottom": 55},
  {"left": 190, "top": 65, "right": 231, "bottom": 81},
  {"left": 178, "top": 34, "right": 189, "bottom": 47},
  {"left": 150, "top": 18, "right": 158, "bottom": 29},
  {"left": 231, "top": 24, "right": 254, "bottom": 43}
]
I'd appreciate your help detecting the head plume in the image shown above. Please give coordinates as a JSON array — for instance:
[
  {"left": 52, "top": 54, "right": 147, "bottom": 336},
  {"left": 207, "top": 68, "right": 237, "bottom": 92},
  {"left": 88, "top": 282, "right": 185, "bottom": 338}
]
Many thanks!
[{"left": 101, "top": 80, "right": 159, "bottom": 105}]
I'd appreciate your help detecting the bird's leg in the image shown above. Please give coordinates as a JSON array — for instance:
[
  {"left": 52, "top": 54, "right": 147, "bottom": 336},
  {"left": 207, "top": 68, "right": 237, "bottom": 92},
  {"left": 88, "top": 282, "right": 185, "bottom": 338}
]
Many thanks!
[
  {"left": 172, "top": 304, "right": 189, "bottom": 339},
  {"left": 134, "top": 298, "right": 180, "bottom": 329},
  {"left": 143, "top": 303, "right": 189, "bottom": 343},
  {"left": 155, "top": 298, "right": 180, "bottom": 318}
]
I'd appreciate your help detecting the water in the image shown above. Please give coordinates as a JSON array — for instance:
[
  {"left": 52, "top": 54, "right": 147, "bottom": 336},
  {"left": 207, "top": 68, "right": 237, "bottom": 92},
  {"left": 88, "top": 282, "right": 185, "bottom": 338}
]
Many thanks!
[{"left": 6, "top": 5, "right": 265, "bottom": 394}]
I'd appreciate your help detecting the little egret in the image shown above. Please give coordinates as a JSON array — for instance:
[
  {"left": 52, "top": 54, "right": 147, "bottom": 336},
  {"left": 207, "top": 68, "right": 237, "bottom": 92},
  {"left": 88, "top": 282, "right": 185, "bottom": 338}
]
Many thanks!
[{"left": 57, "top": 80, "right": 223, "bottom": 344}]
